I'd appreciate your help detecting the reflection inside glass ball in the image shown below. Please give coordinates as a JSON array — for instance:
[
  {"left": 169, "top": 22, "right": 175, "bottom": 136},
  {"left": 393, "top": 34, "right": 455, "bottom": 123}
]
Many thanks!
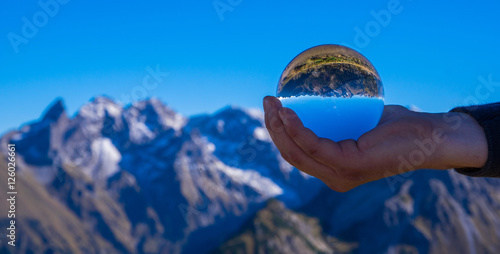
[{"left": 277, "top": 45, "right": 385, "bottom": 141}]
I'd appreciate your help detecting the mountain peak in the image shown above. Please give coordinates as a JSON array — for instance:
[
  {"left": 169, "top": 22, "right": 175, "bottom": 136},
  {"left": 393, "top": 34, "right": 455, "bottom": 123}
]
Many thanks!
[
  {"left": 91, "top": 96, "right": 116, "bottom": 105},
  {"left": 42, "top": 98, "right": 66, "bottom": 122},
  {"left": 143, "top": 97, "right": 163, "bottom": 107},
  {"left": 131, "top": 97, "right": 169, "bottom": 112},
  {"left": 78, "top": 96, "right": 123, "bottom": 120},
  {"left": 127, "top": 97, "right": 186, "bottom": 132},
  {"left": 218, "top": 105, "right": 245, "bottom": 114}
]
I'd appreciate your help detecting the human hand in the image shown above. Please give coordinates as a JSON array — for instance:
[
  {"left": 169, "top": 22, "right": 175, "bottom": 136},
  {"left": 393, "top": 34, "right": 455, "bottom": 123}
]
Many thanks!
[{"left": 263, "top": 96, "right": 488, "bottom": 192}]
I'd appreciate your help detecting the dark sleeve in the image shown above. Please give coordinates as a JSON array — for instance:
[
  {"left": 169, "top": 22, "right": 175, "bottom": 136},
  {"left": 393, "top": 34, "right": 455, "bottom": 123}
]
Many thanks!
[{"left": 450, "top": 102, "right": 500, "bottom": 177}]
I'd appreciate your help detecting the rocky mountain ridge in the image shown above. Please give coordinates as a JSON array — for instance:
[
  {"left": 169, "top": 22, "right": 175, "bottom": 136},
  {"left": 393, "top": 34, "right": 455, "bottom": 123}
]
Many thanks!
[
  {"left": 0, "top": 97, "right": 320, "bottom": 253},
  {"left": 1, "top": 97, "right": 500, "bottom": 254}
]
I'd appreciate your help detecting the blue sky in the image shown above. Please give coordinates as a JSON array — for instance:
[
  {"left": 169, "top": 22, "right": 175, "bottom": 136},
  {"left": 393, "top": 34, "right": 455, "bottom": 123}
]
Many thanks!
[{"left": 1, "top": 0, "right": 499, "bottom": 135}]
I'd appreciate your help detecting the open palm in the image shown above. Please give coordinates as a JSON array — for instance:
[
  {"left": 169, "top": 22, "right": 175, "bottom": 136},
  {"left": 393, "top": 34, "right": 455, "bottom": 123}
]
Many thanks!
[{"left": 263, "top": 96, "right": 487, "bottom": 192}]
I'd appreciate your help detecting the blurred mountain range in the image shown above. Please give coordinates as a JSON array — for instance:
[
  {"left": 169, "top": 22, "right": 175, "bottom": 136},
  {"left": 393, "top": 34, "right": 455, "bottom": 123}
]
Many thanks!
[{"left": 1, "top": 97, "right": 500, "bottom": 254}]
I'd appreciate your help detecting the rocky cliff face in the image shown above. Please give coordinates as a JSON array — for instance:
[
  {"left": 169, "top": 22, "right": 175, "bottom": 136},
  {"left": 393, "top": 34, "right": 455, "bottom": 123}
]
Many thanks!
[{"left": 1, "top": 97, "right": 500, "bottom": 254}]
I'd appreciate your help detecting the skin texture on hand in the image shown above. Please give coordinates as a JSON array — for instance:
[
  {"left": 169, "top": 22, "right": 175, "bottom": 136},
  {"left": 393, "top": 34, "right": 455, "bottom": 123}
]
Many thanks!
[{"left": 263, "top": 96, "right": 488, "bottom": 192}]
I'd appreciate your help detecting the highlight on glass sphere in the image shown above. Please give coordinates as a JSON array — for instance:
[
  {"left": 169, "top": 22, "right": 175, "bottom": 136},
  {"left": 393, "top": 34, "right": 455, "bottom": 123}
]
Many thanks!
[{"left": 277, "top": 44, "right": 385, "bottom": 142}]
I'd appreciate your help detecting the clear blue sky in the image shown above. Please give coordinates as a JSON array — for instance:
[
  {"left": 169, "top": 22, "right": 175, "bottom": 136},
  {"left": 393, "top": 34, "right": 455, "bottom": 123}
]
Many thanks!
[{"left": 1, "top": 0, "right": 499, "bottom": 135}]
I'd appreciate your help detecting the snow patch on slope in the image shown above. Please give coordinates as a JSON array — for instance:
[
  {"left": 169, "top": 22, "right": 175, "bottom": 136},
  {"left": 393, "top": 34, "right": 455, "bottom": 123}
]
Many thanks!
[
  {"left": 216, "top": 161, "right": 283, "bottom": 199},
  {"left": 253, "top": 127, "right": 270, "bottom": 142},
  {"left": 89, "top": 137, "right": 121, "bottom": 180}
]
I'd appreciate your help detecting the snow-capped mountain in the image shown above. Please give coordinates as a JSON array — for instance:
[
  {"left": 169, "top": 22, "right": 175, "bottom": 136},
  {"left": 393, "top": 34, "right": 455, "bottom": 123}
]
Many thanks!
[
  {"left": 2, "top": 97, "right": 500, "bottom": 254},
  {"left": 0, "top": 97, "right": 320, "bottom": 254}
]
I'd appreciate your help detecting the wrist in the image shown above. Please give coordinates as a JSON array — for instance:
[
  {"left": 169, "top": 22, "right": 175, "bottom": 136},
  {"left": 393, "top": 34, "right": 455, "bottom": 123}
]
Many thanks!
[{"left": 436, "top": 112, "right": 488, "bottom": 169}]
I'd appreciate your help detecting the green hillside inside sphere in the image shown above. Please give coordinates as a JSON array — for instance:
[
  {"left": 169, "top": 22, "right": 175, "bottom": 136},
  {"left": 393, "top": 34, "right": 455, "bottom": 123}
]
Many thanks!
[{"left": 277, "top": 45, "right": 384, "bottom": 98}]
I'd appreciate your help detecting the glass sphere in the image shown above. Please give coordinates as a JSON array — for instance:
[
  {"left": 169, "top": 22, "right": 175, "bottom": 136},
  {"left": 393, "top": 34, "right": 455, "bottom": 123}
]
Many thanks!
[{"left": 277, "top": 44, "right": 385, "bottom": 141}]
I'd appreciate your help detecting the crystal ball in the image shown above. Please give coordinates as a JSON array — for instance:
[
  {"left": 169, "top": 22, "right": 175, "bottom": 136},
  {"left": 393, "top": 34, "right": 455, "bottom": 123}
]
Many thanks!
[{"left": 277, "top": 44, "right": 384, "bottom": 141}]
